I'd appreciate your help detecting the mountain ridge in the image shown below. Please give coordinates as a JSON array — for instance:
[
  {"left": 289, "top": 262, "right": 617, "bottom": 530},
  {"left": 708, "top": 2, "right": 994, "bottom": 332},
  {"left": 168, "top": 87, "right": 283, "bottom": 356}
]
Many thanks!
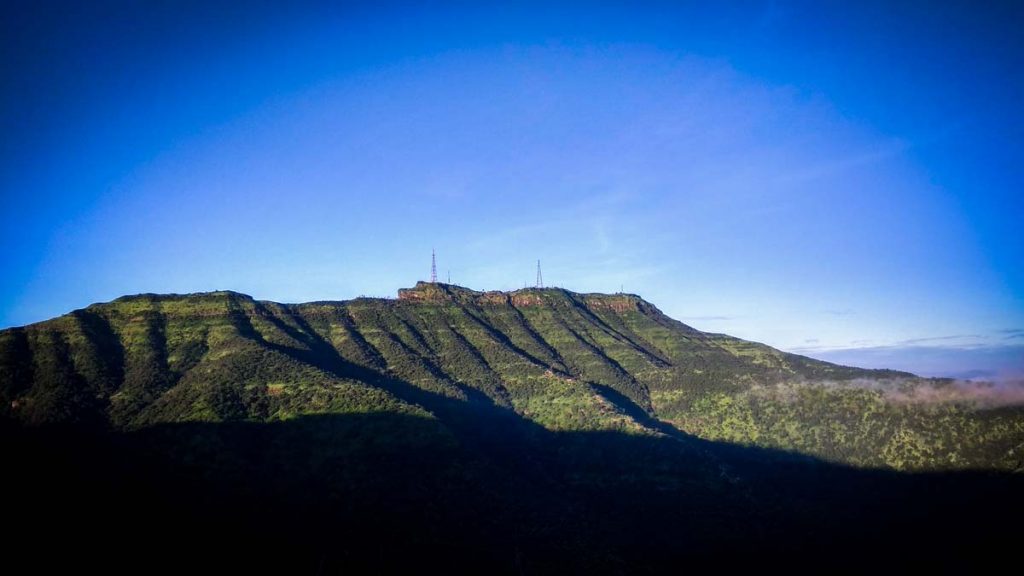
[
  {"left": 4, "top": 282, "right": 1019, "bottom": 472},
  {"left": 3, "top": 282, "right": 1023, "bottom": 571}
]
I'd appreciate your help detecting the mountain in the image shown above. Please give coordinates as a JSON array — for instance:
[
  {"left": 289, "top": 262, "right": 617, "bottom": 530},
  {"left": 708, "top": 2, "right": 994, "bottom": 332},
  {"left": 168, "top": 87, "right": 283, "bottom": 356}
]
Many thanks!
[
  {"left": 2, "top": 283, "right": 1022, "bottom": 572},
  {"left": 3, "top": 282, "right": 1020, "bottom": 469}
]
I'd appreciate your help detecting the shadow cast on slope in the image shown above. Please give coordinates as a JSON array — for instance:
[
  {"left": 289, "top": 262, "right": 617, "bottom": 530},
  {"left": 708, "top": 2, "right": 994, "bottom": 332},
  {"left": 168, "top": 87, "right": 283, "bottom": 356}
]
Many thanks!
[{"left": 2, "top": 408, "right": 1020, "bottom": 575}]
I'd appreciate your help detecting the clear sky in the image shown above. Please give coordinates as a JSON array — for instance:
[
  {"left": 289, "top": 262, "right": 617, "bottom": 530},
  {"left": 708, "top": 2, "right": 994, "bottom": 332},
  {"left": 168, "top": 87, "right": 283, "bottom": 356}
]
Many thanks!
[{"left": 2, "top": 1, "right": 1022, "bottom": 380}]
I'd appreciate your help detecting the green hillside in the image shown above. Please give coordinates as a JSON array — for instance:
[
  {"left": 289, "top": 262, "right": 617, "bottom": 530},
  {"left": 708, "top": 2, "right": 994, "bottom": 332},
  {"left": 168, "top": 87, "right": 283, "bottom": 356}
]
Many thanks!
[
  {"left": 2, "top": 283, "right": 1022, "bottom": 571},
  {"left": 2, "top": 282, "right": 1020, "bottom": 471}
]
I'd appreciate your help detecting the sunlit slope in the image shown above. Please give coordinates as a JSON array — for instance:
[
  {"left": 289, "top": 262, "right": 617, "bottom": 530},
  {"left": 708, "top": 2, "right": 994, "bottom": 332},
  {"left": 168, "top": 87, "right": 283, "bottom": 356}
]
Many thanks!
[{"left": 2, "top": 283, "right": 1021, "bottom": 470}]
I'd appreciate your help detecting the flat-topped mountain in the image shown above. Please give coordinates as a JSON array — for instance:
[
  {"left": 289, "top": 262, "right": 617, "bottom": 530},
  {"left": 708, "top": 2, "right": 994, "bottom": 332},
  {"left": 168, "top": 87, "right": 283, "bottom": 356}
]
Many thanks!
[
  {"left": 2, "top": 283, "right": 1022, "bottom": 571},
  {"left": 397, "top": 280, "right": 653, "bottom": 311},
  {"left": 2, "top": 283, "right": 1019, "bottom": 470}
]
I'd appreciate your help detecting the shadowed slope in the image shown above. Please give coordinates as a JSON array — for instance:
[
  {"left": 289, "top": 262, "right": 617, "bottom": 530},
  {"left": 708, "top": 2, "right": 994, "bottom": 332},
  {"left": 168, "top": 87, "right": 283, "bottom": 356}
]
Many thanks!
[{"left": 2, "top": 411, "right": 1019, "bottom": 574}]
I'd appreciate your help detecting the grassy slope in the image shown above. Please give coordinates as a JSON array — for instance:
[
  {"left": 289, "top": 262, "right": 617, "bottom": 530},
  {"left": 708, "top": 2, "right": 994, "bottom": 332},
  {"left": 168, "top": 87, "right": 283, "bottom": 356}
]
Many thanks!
[{"left": 1, "top": 284, "right": 1022, "bottom": 471}]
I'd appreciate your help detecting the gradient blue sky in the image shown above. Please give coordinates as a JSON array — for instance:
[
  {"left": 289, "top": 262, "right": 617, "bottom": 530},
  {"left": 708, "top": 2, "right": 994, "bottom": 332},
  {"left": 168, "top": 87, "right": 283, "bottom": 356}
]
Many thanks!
[{"left": 2, "top": 1, "right": 1022, "bottom": 380}]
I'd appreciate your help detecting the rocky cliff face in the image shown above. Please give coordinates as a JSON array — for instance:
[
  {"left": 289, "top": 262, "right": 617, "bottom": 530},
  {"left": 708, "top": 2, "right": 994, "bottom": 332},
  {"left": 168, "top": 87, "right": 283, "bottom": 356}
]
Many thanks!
[{"left": 398, "top": 281, "right": 645, "bottom": 311}]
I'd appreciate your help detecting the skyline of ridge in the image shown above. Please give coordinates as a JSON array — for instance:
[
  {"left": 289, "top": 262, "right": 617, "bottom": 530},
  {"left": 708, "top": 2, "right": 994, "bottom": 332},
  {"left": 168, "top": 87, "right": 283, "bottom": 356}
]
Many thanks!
[{"left": 6, "top": 272, "right": 1021, "bottom": 385}]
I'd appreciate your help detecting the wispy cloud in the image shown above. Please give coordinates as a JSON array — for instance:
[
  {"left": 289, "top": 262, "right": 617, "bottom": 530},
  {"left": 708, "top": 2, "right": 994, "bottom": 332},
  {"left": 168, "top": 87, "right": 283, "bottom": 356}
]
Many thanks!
[
  {"left": 682, "top": 315, "right": 736, "bottom": 322},
  {"left": 775, "top": 139, "right": 910, "bottom": 186},
  {"left": 802, "top": 334, "right": 992, "bottom": 353},
  {"left": 895, "top": 334, "right": 982, "bottom": 346}
]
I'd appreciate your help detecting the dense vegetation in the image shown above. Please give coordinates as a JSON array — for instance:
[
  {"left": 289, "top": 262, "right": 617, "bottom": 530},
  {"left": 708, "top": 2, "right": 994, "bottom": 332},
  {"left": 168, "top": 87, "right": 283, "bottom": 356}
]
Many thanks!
[
  {"left": 3, "top": 283, "right": 1020, "bottom": 470},
  {"left": 1, "top": 283, "right": 1021, "bottom": 571}
]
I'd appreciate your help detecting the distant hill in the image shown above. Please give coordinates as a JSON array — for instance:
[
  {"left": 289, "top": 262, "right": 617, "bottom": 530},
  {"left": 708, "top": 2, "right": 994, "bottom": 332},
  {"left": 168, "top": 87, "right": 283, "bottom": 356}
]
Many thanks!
[{"left": 1, "top": 283, "right": 1021, "bottom": 571}]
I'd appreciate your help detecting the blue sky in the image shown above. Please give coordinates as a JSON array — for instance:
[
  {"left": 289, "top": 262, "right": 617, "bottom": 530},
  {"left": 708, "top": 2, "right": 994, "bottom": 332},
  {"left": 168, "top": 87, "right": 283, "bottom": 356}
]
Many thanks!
[{"left": 2, "top": 1, "right": 1022, "bottom": 380}]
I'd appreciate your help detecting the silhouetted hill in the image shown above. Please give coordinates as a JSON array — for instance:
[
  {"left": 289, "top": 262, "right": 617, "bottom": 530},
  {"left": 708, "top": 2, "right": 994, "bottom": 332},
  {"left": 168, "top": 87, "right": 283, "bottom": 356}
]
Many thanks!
[{"left": 3, "top": 409, "right": 1020, "bottom": 573}]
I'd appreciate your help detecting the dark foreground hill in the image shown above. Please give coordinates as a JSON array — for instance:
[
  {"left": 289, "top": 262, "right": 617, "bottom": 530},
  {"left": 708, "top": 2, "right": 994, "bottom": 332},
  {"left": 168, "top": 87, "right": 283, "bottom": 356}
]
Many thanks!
[{"left": 2, "top": 283, "right": 1022, "bottom": 572}]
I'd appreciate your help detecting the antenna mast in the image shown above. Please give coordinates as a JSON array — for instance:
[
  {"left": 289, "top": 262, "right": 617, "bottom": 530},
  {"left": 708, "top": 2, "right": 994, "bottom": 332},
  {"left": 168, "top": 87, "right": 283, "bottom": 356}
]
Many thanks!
[
  {"left": 431, "top": 249, "right": 437, "bottom": 283},
  {"left": 536, "top": 260, "right": 544, "bottom": 289}
]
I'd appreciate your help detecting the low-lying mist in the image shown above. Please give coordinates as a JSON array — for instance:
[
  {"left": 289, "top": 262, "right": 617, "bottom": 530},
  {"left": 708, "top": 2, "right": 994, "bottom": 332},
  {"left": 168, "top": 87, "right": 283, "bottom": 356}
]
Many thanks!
[
  {"left": 754, "top": 378, "right": 1024, "bottom": 408},
  {"left": 877, "top": 378, "right": 1024, "bottom": 407}
]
